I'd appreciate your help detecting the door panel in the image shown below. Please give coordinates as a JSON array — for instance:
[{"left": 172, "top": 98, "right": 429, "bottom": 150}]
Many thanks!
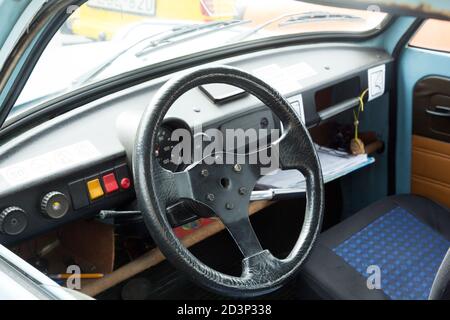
[
  {"left": 413, "top": 77, "right": 450, "bottom": 142},
  {"left": 412, "top": 135, "right": 450, "bottom": 208},
  {"left": 412, "top": 77, "right": 450, "bottom": 208}
]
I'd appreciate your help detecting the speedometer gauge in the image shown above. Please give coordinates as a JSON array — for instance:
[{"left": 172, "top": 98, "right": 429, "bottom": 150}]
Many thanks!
[{"left": 155, "top": 125, "right": 181, "bottom": 172}]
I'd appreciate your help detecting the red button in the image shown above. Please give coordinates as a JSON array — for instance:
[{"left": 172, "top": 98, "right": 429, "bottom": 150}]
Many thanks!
[
  {"left": 102, "top": 173, "right": 119, "bottom": 194},
  {"left": 120, "top": 177, "right": 131, "bottom": 190}
]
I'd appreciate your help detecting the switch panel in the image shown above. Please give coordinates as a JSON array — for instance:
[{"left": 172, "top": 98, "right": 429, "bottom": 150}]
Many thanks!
[{"left": 87, "top": 178, "right": 104, "bottom": 201}]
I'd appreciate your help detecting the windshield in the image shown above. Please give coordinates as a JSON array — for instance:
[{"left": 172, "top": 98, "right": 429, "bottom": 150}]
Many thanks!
[{"left": 12, "top": 0, "right": 387, "bottom": 118}]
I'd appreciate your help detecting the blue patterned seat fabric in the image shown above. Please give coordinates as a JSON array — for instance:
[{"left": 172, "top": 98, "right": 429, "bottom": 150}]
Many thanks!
[{"left": 333, "top": 207, "right": 450, "bottom": 300}]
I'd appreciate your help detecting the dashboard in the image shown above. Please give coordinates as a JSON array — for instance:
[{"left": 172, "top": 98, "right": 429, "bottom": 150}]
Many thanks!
[{"left": 0, "top": 43, "right": 393, "bottom": 246}]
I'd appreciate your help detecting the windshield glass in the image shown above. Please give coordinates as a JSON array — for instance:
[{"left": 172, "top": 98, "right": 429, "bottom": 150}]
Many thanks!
[{"left": 12, "top": 0, "right": 387, "bottom": 118}]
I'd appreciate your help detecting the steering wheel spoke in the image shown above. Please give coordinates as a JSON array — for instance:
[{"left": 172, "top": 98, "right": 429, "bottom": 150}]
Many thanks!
[
  {"left": 171, "top": 156, "right": 265, "bottom": 257},
  {"left": 216, "top": 205, "right": 263, "bottom": 258},
  {"left": 150, "top": 162, "right": 192, "bottom": 205}
]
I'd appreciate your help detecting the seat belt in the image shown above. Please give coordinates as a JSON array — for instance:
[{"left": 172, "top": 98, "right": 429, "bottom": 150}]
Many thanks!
[{"left": 429, "top": 249, "right": 450, "bottom": 300}]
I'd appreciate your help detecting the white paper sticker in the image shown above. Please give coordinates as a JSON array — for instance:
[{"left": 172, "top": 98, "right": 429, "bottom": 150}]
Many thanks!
[
  {"left": 0, "top": 141, "right": 101, "bottom": 187},
  {"left": 288, "top": 93, "right": 305, "bottom": 124},
  {"left": 287, "top": 62, "right": 318, "bottom": 82},
  {"left": 253, "top": 62, "right": 317, "bottom": 95},
  {"left": 368, "top": 64, "right": 386, "bottom": 101},
  {"left": 253, "top": 64, "right": 300, "bottom": 94}
]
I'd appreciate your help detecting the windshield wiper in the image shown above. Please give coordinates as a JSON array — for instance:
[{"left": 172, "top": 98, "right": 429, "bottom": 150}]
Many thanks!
[
  {"left": 231, "top": 11, "right": 364, "bottom": 43},
  {"left": 279, "top": 11, "right": 363, "bottom": 26},
  {"left": 73, "top": 20, "right": 248, "bottom": 87},
  {"left": 135, "top": 19, "right": 248, "bottom": 57}
]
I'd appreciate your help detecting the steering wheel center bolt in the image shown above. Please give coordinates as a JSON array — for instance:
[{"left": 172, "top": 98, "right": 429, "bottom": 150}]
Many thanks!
[
  {"left": 206, "top": 193, "right": 215, "bottom": 202},
  {"left": 200, "top": 169, "right": 209, "bottom": 177},
  {"left": 233, "top": 164, "right": 242, "bottom": 173},
  {"left": 225, "top": 203, "right": 234, "bottom": 210},
  {"left": 238, "top": 187, "right": 247, "bottom": 195}
]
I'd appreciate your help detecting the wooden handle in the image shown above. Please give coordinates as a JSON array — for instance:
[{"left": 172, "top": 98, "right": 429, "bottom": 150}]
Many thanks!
[{"left": 80, "top": 200, "right": 273, "bottom": 297}]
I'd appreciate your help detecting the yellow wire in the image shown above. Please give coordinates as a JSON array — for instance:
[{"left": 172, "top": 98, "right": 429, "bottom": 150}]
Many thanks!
[
  {"left": 359, "top": 88, "right": 369, "bottom": 112},
  {"left": 353, "top": 89, "right": 369, "bottom": 140}
]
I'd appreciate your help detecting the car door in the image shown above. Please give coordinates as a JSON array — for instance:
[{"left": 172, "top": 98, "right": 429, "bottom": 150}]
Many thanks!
[{"left": 403, "top": 20, "right": 450, "bottom": 208}]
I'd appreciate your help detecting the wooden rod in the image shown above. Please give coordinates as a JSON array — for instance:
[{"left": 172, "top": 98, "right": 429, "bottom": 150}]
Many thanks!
[
  {"left": 365, "top": 140, "right": 384, "bottom": 155},
  {"left": 81, "top": 200, "right": 273, "bottom": 297}
]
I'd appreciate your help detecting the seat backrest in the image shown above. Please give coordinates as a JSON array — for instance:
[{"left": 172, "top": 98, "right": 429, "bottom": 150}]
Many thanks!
[{"left": 429, "top": 248, "right": 450, "bottom": 300}]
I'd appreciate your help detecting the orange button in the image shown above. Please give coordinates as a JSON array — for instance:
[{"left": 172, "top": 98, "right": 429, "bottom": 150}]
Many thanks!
[{"left": 87, "top": 179, "right": 104, "bottom": 200}]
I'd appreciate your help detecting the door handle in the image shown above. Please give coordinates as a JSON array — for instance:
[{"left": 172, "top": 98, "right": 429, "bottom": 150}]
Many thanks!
[{"left": 425, "top": 105, "right": 450, "bottom": 117}]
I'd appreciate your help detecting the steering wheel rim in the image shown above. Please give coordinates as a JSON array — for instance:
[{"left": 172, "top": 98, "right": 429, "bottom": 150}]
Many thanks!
[{"left": 133, "top": 66, "right": 324, "bottom": 297}]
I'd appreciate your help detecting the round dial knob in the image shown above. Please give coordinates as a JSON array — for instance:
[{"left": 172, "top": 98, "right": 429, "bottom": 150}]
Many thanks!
[
  {"left": 41, "top": 191, "right": 70, "bottom": 219},
  {"left": 0, "top": 206, "right": 27, "bottom": 235}
]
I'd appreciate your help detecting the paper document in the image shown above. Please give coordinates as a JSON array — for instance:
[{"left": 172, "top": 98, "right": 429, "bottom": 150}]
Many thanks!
[{"left": 255, "top": 145, "right": 375, "bottom": 192}]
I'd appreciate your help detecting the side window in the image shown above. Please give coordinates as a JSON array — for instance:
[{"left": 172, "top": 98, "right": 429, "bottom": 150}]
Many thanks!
[{"left": 409, "top": 19, "right": 450, "bottom": 53}]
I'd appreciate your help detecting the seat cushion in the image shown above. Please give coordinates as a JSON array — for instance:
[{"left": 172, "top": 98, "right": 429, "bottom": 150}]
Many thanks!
[{"left": 298, "top": 194, "right": 450, "bottom": 300}]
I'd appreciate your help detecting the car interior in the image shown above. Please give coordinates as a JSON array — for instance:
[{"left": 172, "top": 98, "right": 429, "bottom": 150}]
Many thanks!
[{"left": 0, "top": 0, "right": 449, "bottom": 300}]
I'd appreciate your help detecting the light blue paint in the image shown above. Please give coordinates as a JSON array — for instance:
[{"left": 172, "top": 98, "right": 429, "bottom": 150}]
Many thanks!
[
  {"left": 0, "top": 0, "right": 45, "bottom": 117},
  {"left": 0, "top": 0, "right": 31, "bottom": 49},
  {"left": 0, "top": 33, "right": 42, "bottom": 110},
  {"left": 396, "top": 47, "right": 450, "bottom": 193},
  {"left": 364, "top": 16, "right": 416, "bottom": 55}
]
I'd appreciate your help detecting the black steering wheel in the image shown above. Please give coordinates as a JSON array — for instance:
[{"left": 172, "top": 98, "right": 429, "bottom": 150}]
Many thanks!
[{"left": 133, "top": 66, "right": 324, "bottom": 297}]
